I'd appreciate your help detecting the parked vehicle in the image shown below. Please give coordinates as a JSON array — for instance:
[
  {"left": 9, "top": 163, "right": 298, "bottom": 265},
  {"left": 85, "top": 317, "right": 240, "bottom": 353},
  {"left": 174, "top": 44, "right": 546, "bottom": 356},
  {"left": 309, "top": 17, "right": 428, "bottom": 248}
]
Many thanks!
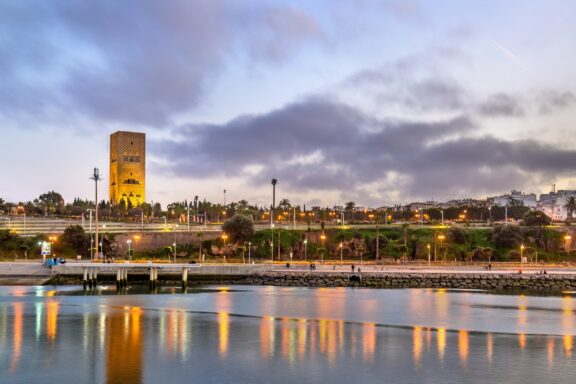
[{"left": 43, "top": 258, "right": 66, "bottom": 268}]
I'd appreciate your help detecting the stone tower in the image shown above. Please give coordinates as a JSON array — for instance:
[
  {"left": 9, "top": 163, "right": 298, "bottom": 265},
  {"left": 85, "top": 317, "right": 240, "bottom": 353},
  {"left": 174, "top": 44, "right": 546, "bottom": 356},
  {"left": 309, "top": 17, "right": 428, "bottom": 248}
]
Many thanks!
[{"left": 109, "top": 131, "right": 146, "bottom": 207}]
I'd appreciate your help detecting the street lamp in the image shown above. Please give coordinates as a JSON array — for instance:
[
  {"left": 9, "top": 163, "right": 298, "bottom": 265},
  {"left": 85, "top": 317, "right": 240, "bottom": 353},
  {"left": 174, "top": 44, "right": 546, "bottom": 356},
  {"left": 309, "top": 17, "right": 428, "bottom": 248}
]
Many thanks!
[
  {"left": 320, "top": 232, "right": 326, "bottom": 263},
  {"left": 520, "top": 243, "right": 525, "bottom": 263},
  {"left": 48, "top": 236, "right": 57, "bottom": 261},
  {"left": 339, "top": 242, "right": 343, "bottom": 266},
  {"left": 100, "top": 224, "right": 106, "bottom": 260},
  {"left": 162, "top": 216, "right": 167, "bottom": 230},
  {"left": 90, "top": 168, "right": 101, "bottom": 263},
  {"left": 248, "top": 241, "right": 252, "bottom": 264},
  {"left": 173, "top": 242, "right": 177, "bottom": 263},
  {"left": 427, "top": 243, "right": 431, "bottom": 266},
  {"left": 437, "top": 234, "right": 445, "bottom": 262},
  {"left": 304, "top": 238, "right": 308, "bottom": 261},
  {"left": 126, "top": 239, "right": 132, "bottom": 261},
  {"left": 222, "top": 233, "right": 228, "bottom": 263},
  {"left": 565, "top": 235, "right": 572, "bottom": 253}
]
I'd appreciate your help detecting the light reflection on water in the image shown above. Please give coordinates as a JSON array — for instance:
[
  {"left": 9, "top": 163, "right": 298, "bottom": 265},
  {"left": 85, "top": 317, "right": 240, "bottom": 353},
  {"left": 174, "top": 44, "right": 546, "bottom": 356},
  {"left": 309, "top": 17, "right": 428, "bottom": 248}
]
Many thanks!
[{"left": 0, "top": 286, "right": 576, "bottom": 384}]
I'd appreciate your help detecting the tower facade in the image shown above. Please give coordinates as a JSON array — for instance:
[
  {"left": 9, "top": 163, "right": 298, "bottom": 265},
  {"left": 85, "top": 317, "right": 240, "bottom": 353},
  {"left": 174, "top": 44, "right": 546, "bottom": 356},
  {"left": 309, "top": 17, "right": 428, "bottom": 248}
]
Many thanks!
[{"left": 109, "top": 131, "right": 146, "bottom": 207}]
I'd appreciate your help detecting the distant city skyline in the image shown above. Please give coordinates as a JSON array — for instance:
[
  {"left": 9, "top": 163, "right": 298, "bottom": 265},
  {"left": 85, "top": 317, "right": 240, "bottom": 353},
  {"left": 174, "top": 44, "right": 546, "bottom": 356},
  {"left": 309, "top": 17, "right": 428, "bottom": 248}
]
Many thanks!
[{"left": 2, "top": 0, "right": 576, "bottom": 208}]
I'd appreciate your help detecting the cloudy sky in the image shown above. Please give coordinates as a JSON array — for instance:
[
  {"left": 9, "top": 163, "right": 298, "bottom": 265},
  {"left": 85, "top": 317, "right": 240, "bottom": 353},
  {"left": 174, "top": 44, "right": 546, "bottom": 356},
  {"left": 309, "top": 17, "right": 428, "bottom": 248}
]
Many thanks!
[{"left": 2, "top": 0, "right": 576, "bottom": 208}]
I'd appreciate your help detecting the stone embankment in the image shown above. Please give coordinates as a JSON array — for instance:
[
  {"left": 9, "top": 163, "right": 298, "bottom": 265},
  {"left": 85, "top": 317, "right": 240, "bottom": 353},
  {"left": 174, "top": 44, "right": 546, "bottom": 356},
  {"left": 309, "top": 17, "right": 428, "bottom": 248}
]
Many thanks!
[{"left": 240, "top": 272, "right": 576, "bottom": 291}]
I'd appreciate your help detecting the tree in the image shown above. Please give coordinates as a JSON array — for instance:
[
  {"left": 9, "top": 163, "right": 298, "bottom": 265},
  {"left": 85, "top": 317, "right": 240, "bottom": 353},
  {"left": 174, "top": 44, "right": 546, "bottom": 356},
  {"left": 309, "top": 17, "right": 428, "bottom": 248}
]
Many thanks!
[
  {"left": 522, "top": 210, "right": 551, "bottom": 227},
  {"left": 222, "top": 214, "right": 255, "bottom": 243},
  {"left": 449, "top": 227, "right": 468, "bottom": 244},
  {"left": 565, "top": 196, "right": 576, "bottom": 220},
  {"left": 152, "top": 202, "right": 162, "bottom": 218},
  {"left": 37, "top": 191, "right": 65, "bottom": 216},
  {"left": 279, "top": 199, "right": 291, "bottom": 211},
  {"left": 492, "top": 225, "right": 523, "bottom": 249},
  {"left": 62, "top": 225, "right": 90, "bottom": 256}
]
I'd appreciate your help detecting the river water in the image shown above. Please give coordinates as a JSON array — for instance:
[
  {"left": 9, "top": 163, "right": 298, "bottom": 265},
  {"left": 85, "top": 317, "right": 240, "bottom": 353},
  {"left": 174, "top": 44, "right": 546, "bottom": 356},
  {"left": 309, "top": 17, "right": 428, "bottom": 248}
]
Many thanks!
[{"left": 1, "top": 285, "right": 575, "bottom": 383}]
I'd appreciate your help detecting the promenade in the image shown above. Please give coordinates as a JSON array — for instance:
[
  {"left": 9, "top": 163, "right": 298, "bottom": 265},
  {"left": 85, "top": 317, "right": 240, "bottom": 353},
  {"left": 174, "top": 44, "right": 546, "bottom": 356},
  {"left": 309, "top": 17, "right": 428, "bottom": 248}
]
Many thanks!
[
  {"left": 2, "top": 261, "right": 576, "bottom": 287},
  {"left": 0, "top": 262, "right": 53, "bottom": 285}
]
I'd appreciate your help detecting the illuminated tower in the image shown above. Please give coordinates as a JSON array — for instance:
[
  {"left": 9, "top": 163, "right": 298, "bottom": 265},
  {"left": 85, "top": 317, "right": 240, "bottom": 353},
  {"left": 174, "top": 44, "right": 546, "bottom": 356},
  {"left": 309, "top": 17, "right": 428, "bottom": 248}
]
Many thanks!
[{"left": 109, "top": 131, "right": 146, "bottom": 207}]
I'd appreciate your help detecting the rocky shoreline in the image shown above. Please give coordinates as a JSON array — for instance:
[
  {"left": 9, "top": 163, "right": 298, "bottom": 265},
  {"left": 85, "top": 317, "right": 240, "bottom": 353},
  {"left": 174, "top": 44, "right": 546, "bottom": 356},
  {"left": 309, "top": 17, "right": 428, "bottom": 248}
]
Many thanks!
[{"left": 45, "top": 271, "right": 576, "bottom": 292}]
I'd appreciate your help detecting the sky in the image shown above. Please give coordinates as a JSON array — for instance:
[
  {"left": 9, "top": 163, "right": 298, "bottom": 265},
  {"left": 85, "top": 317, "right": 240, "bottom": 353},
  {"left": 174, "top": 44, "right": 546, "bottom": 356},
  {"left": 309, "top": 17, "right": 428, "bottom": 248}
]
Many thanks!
[{"left": 2, "top": 0, "right": 576, "bottom": 208}]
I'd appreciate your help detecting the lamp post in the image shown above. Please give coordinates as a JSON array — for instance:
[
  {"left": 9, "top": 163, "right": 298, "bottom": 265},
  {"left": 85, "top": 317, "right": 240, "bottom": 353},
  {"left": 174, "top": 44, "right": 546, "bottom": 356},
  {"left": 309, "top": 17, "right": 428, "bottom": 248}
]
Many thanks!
[
  {"left": 248, "top": 241, "right": 252, "bottom": 264},
  {"left": 173, "top": 242, "right": 177, "bottom": 263},
  {"left": 376, "top": 220, "right": 380, "bottom": 260},
  {"left": 100, "top": 224, "right": 106, "bottom": 260},
  {"left": 271, "top": 223, "right": 275, "bottom": 263},
  {"left": 520, "top": 243, "right": 525, "bottom": 263},
  {"left": 438, "top": 234, "right": 445, "bottom": 262},
  {"left": 87, "top": 208, "right": 94, "bottom": 243},
  {"left": 320, "top": 232, "right": 326, "bottom": 263},
  {"left": 221, "top": 233, "right": 228, "bottom": 263},
  {"left": 162, "top": 216, "right": 167, "bottom": 230},
  {"left": 304, "top": 238, "right": 308, "bottom": 261},
  {"left": 565, "top": 235, "right": 572, "bottom": 253},
  {"left": 441, "top": 210, "right": 444, "bottom": 226},
  {"left": 90, "top": 168, "right": 101, "bottom": 262},
  {"left": 271, "top": 179, "right": 277, "bottom": 227},
  {"left": 339, "top": 242, "right": 343, "bottom": 266},
  {"left": 127, "top": 239, "right": 132, "bottom": 261},
  {"left": 49, "top": 236, "right": 57, "bottom": 260},
  {"left": 427, "top": 243, "right": 431, "bottom": 266}
]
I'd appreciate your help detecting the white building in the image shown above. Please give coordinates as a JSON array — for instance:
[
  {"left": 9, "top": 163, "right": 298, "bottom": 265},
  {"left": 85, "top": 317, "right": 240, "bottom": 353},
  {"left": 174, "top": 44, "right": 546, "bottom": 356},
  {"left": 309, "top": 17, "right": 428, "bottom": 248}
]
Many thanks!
[
  {"left": 488, "top": 190, "right": 537, "bottom": 208},
  {"left": 538, "top": 190, "right": 576, "bottom": 221}
]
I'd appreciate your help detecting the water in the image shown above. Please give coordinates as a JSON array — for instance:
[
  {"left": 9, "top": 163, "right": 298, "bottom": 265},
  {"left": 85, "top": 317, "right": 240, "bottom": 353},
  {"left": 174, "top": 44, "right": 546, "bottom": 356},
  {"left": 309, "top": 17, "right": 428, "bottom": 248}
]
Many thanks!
[{"left": 1, "top": 285, "right": 575, "bottom": 383}]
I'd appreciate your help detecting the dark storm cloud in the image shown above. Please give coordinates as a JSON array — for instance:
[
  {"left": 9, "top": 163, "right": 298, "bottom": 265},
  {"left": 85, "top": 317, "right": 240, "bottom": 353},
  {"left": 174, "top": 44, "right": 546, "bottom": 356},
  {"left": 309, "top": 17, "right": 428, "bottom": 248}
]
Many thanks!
[
  {"left": 152, "top": 97, "right": 576, "bottom": 203},
  {"left": 537, "top": 91, "right": 576, "bottom": 115},
  {"left": 346, "top": 67, "right": 470, "bottom": 112},
  {"left": 0, "top": 0, "right": 323, "bottom": 125},
  {"left": 477, "top": 93, "right": 525, "bottom": 117}
]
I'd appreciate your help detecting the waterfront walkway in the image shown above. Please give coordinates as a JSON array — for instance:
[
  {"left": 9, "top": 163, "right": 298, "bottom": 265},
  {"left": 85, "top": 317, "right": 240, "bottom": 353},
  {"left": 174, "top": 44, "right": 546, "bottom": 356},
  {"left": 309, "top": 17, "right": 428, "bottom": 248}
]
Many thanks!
[{"left": 2, "top": 261, "right": 576, "bottom": 286}]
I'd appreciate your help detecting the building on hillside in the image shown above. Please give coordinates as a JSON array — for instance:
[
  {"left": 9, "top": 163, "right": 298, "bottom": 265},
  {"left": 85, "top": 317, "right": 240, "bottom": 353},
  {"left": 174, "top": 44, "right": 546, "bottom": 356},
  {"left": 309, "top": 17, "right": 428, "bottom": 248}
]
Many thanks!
[
  {"left": 538, "top": 190, "right": 576, "bottom": 221},
  {"left": 407, "top": 202, "right": 437, "bottom": 211},
  {"left": 488, "top": 190, "right": 537, "bottom": 208},
  {"left": 109, "top": 131, "right": 146, "bottom": 207},
  {"left": 437, "top": 199, "right": 488, "bottom": 209}
]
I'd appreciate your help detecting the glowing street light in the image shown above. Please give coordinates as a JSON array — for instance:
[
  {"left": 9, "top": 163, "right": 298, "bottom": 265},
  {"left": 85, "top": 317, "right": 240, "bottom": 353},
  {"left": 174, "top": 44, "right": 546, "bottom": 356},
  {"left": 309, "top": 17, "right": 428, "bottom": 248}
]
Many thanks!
[
  {"left": 303, "top": 238, "right": 308, "bottom": 261},
  {"left": 427, "top": 243, "right": 431, "bottom": 265},
  {"left": 320, "top": 232, "right": 326, "bottom": 263},
  {"left": 222, "top": 233, "right": 228, "bottom": 263},
  {"left": 339, "top": 242, "right": 343, "bottom": 265},
  {"left": 437, "top": 234, "right": 445, "bottom": 262},
  {"left": 126, "top": 239, "right": 132, "bottom": 261},
  {"left": 565, "top": 235, "right": 572, "bottom": 253},
  {"left": 520, "top": 243, "right": 525, "bottom": 262}
]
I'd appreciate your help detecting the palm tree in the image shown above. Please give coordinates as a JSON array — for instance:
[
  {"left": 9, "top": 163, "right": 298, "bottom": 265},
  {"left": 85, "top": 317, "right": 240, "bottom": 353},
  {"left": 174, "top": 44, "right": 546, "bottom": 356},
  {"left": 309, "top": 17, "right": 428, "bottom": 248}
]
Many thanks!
[
  {"left": 344, "top": 201, "right": 356, "bottom": 221},
  {"left": 344, "top": 201, "right": 356, "bottom": 211},
  {"left": 565, "top": 196, "right": 576, "bottom": 220},
  {"left": 279, "top": 198, "right": 291, "bottom": 211}
]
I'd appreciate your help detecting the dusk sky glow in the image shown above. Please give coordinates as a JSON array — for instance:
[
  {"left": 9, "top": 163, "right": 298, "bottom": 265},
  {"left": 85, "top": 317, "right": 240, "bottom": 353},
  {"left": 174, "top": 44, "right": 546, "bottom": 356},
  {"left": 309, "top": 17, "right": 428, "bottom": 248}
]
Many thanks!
[{"left": 2, "top": 0, "right": 576, "bottom": 208}]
